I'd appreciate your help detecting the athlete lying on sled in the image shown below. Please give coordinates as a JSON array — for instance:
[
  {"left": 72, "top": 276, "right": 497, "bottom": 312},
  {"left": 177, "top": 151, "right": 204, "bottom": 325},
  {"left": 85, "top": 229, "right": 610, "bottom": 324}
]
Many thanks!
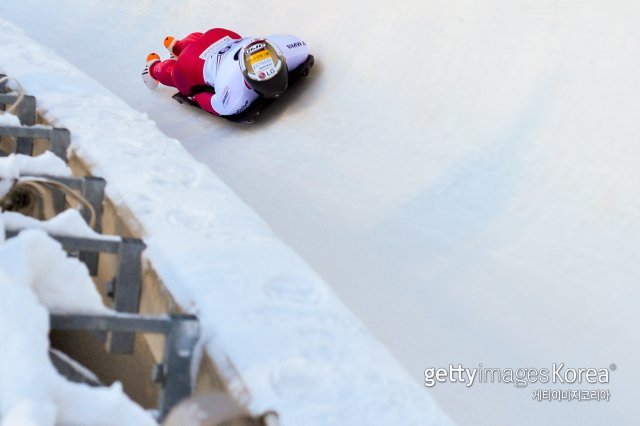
[{"left": 141, "top": 27, "right": 314, "bottom": 122}]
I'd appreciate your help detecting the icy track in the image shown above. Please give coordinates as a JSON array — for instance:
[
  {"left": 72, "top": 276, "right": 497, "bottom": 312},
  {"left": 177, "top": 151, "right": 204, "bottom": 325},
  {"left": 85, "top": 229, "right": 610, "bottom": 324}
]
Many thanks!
[{"left": 2, "top": 1, "right": 639, "bottom": 425}]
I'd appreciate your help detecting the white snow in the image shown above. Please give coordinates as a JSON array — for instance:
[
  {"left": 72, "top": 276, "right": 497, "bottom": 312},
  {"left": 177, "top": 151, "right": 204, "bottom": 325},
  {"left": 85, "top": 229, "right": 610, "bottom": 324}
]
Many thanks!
[
  {"left": 2, "top": 210, "right": 119, "bottom": 241},
  {"left": 0, "top": 153, "right": 71, "bottom": 180},
  {"left": 0, "top": 113, "right": 20, "bottom": 127},
  {"left": 0, "top": 229, "right": 109, "bottom": 315},
  {"left": 0, "top": 230, "right": 156, "bottom": 426},
  {"left": 0, "top": 15, "right": 451, "bottom": 426}
]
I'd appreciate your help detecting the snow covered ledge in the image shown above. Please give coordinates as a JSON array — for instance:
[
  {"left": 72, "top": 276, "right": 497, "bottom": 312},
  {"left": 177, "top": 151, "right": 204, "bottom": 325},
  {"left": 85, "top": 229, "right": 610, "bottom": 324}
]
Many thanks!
[{"left": 0, "top": 19, "right": 452, "bottom": 425}]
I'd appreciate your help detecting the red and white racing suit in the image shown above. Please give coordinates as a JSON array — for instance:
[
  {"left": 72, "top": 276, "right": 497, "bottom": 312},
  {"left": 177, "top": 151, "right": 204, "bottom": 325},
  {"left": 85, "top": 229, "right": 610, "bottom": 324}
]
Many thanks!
[{"left": 149, "top": 28, "right": 309, "bottom": 116}]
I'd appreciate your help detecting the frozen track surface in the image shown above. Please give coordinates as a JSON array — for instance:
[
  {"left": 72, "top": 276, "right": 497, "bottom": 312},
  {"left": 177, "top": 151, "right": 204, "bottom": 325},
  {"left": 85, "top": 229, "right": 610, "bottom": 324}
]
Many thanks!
[{"left": 2, "top": 1, "right": 639, "bottom": 424}]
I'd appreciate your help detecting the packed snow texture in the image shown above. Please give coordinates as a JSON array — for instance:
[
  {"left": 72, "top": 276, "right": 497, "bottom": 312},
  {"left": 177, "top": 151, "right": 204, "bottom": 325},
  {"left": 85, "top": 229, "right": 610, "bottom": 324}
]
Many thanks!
[
  {"left": 0, "top": 17, "right": 451, "bottom": 426},
  {"left": 0, "top": 229, "right": 156, "bottom": 426}
]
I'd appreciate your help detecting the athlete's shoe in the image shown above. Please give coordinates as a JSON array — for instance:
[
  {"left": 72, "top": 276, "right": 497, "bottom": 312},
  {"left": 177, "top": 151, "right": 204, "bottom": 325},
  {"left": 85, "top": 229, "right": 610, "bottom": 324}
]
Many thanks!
[
  {"left": 164, "top": 36, "right": 178, "bottom": 59},
  {"left": 141, "top": 53, "right": 161, "bottom": 89}
]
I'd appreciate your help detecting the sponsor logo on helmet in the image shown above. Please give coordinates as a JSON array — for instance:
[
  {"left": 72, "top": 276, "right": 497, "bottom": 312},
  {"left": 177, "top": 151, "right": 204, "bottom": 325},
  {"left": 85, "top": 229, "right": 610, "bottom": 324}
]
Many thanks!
[
  {"left": 286, "top": 41, "right": 306, "bottom": 49},
  {"left": 245, "top": 42, "right": 266, "bottom": 56}
]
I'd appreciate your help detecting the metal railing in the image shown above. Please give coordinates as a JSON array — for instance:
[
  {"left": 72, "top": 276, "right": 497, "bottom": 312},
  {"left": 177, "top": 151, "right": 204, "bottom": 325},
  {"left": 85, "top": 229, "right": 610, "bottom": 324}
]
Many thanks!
[
  {"left": 5, "top": 229, "right": 146, "bottom": 353},
  {"left": 0, "top": 124, "right": 70, "bottom": 161},
  {"left": 1, "top": 74, "right": 202, "bottom": 419},
  {"left": 51, "top": 313, "right": 200, "bottom": 420}
]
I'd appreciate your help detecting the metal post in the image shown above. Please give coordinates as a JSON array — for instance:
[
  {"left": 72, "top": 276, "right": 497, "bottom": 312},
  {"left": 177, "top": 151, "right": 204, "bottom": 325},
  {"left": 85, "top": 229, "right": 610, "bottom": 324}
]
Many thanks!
[
  {"left": 49, "top": 127, "right": 70, "bottom": 162},
  {"left": 16, "top": 95, "right": 36, "bottom": 125},
  {"left": 158, "top": 315, "right": 201, "bottom": 419},
  {"left": 108, "top": 238, "right": 147, "bottom": 353},
  {"left": 78, "top": 176, "right": 106, "bottom": 274},
  {"left": 80, "top": 176, "right": 106, "bottom": 232},
  {"left": 14, "top": 134, "right": 33, "bottom": 156}
]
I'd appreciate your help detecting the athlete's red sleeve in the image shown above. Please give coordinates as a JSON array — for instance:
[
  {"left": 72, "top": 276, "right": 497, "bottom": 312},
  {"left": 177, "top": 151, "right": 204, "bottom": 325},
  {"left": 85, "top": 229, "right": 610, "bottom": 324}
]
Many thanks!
[{"left": 193, "top": 92, "right": 219, "bottom": 115}]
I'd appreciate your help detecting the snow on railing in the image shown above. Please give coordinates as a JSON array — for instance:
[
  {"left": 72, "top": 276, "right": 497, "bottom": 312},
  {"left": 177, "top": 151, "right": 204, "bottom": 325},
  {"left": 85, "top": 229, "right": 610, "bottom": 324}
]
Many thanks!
[
  {"left": 0, "top": 230, "right": 157, "bottom": 426},
  {"left": 0, "top": 76, "right": 202, "bottom": 424}
]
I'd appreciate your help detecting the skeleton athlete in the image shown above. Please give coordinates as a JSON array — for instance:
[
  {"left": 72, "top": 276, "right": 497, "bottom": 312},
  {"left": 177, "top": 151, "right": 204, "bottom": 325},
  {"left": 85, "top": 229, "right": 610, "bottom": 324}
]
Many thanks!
[{"left": 142, "top": 28, "right": 310, "bottom": 117}]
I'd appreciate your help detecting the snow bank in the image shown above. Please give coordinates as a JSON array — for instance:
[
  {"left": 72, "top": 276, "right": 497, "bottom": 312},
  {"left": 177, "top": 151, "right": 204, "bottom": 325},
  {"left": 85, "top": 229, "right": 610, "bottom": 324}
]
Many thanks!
[
  {"left": 0, "top": 229, "right": 156, "bottom": 426},
  {"left": 0, "top": 19, "right": 451, "bottom": 425}
]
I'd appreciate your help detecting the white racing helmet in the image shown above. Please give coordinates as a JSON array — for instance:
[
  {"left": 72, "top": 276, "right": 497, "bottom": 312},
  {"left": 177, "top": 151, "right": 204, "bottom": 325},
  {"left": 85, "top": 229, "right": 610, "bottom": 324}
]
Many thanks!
[{"left": 239, "top": 39, "right": 288, "bottom": 99}]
